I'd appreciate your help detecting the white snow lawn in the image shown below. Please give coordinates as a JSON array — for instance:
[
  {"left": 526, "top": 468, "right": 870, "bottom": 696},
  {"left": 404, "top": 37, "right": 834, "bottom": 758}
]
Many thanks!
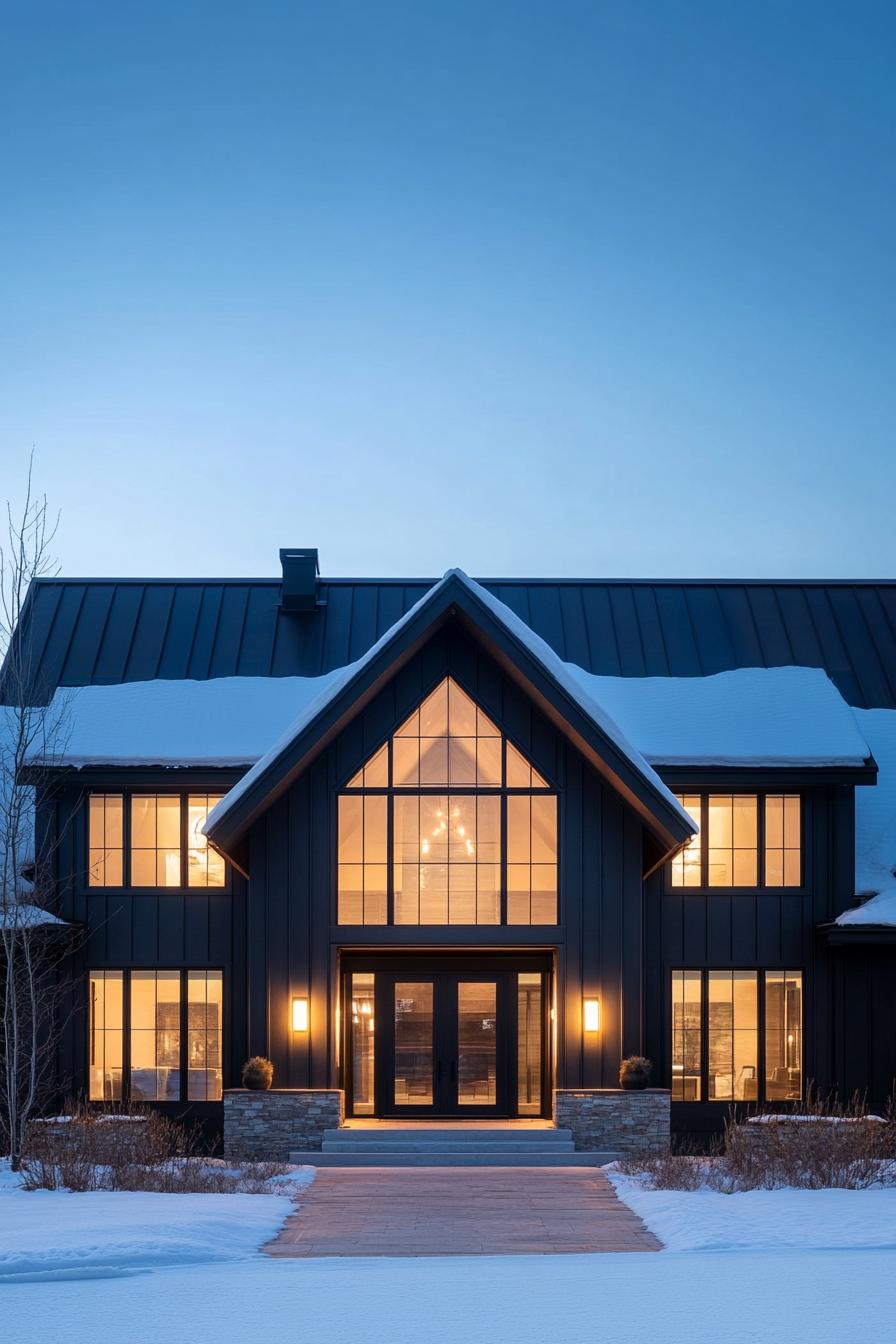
[{"left": 2, "top": 1162, "right": 896, "bottom": 1344}]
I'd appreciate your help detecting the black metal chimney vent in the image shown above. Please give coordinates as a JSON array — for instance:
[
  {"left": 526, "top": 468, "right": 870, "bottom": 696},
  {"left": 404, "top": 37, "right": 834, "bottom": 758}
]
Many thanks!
[{"left": 279, "top": 547, "right": 320, "bottom": 612}]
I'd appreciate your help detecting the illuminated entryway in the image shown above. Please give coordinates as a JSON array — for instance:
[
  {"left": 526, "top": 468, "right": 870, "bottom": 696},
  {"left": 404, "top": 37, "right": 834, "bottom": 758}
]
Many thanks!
[{"left": 342, "top": 956, "right": 550, "bottom": 1119}]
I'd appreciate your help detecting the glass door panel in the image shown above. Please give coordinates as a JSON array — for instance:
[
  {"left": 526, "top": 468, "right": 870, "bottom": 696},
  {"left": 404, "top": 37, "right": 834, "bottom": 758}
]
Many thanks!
[
  {"left": 393, "top": 982, "right": 434, "bottom": 1106},
  {"left": 457, "top": 981, "right": 497, "bottom": 1106},
  {"left": 517, "top": 972, "right": 543, "bottom": 1115},
  {"left": 351, "top": 973, "right": 376, "bottom": 1115}
]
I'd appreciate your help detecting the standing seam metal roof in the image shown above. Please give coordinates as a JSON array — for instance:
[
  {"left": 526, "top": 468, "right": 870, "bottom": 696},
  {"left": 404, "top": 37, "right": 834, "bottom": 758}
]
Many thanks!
[{"left": 6, "top": 576, "right": 896, "bottom": 709}]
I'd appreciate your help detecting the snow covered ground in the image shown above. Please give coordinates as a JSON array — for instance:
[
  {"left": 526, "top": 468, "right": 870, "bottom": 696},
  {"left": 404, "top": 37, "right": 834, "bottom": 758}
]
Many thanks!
[
  {"left": 2, "top": 1162, "right": 895, "bottom": 1344},
  {"left": 0, "top": 1160, "right": 312, "bottom": 1282},
  {"left": 607, "top": 1168, "right": 896, "bottom": 1252}
]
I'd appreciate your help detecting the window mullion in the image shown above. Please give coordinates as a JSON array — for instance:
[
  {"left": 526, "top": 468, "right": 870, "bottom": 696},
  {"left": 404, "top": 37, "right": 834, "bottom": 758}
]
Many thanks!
[
  {"left": 180, "top": 969, "right": 189, "bottom": 1104},
  {"left": 500, "top": 791, "right": 508, "bottom": 925},
  {"left": 701, "top": 796, "right": 709, "bottom": 887},
  {"left": 387, "top": 793, "right": 394, "bottom": 925}
]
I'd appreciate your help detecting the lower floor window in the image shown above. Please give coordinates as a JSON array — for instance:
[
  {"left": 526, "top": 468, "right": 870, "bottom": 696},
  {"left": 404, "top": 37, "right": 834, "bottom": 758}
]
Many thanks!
[
  {"left": 88, "top": 968, "right": 223, "bottom": 1102},
  {"left": 671, "top": 968, "right": 802, "bottom": 1103}
]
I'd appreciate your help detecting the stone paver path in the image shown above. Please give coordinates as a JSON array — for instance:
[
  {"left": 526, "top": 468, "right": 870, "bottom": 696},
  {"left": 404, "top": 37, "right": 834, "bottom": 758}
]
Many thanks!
[{"left": 266, "top": 1167, "right": 661, "bottom": 1257}]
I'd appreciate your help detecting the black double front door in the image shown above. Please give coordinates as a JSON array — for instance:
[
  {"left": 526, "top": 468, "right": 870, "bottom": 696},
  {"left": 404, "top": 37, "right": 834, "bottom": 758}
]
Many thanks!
[{"left": 344, "top": 957, "right": 548, "bottom": 1119}]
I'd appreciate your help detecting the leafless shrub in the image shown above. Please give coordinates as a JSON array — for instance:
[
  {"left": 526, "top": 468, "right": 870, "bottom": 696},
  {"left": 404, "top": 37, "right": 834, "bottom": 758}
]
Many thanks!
[
  {"left": 616, "top": 1134, "right": 717, "bottom": 1190},
  {"left": 19, "top": 1102, "right": 296, "bottom": 1194},
  {"left": 618, "top": 1090, "right": 896, "bottom": 1192}
]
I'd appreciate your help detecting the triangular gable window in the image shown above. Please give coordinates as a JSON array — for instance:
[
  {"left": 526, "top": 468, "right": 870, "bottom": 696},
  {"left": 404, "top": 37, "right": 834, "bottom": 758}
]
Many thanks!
[{"left": 346, "top": 677, "right": 549, "bottom": 790}]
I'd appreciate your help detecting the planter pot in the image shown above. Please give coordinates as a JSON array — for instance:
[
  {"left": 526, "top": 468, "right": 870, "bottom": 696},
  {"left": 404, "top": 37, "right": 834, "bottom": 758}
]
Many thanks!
[
  {"left": 620, "top": 1075, "right": 649, "bottom": 1091},
  {"left": 244, "top": 1078, "right": 272, "bottom": 1091}
]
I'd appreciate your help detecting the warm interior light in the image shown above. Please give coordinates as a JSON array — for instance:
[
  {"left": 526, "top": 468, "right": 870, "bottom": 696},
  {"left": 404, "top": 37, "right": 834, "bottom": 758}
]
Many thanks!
[
  {"left": 583, "top": 998, "right": 600, "bottom": 1033},
  {"left": 292, "top": 997, "right": 309, "bottom": 1032}
]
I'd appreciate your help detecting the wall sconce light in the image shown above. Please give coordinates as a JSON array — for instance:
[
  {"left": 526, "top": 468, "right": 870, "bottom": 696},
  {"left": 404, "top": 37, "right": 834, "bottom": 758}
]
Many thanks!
[
  {"left": 583, "top": 998, "right": 600, "bottom": 1033},
  {"left": 292, "top": 996, "right": 309, "bottom": 1032}
]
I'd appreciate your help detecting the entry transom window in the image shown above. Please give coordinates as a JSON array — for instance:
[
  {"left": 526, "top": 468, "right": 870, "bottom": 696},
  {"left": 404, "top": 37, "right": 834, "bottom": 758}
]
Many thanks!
[
  {"left": 669, "top": 794, "right": 801, "bottom": 889},
  {"left": 338, "top": 677, "right": 558, "bottom": 925},
  {"left": 671, "top": 968, "right": 803, "bottom": 1102}
]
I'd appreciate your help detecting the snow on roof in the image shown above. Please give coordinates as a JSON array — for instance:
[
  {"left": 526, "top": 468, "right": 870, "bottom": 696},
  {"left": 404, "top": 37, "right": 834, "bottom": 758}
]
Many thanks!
[
  {"left": 837, "top": 708, "right": 896, "bottom": 926},
  {"left": 203, "top": 569, "right": 694, "bottom": 838},
  {"left": 572, "top": 666, "right": 871, "bottom": 768},
  {"left": 28, "top": 674, "right": 346, "bottom": 769},
  {"left": 0, "top": 902, "right": 68, "bottom": 930}
]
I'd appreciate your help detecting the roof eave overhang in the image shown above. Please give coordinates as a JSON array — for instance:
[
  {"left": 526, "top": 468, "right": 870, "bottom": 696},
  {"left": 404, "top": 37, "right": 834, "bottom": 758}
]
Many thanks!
[
  {"left": 819, "top": 920, "right": 896, "bottom": 945},
  {"left": 205, "top": 575, "right": 695, "bottom": 871},
  {"left": 658, "top": 762, "right": 878, "bottom": 788}
]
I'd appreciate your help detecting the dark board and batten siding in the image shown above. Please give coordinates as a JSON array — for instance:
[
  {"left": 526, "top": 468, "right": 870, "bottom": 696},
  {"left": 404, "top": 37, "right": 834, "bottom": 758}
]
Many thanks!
[
  {"left": 644, "top": 784, "right": 868, "bottom": 1129},
  {"left": 245, "top": 625, "right": 649, "bottom": 1095},
  {"left": 10, "top": 577, "right": 896, "bottom": 708},
  {"left": 52, "top": 782, "right": 249, "bottom": 1118}
]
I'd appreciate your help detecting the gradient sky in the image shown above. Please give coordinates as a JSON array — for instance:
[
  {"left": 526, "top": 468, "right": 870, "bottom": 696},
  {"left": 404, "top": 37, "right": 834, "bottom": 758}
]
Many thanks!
[{"left": 2, "top": 2, "right": 894, "bottom": 580}]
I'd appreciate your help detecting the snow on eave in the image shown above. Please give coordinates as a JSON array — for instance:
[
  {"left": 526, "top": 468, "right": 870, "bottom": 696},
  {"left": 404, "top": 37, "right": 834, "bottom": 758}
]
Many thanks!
[{"left": 0, "top": 903, "right": 70, "bottom": 930}]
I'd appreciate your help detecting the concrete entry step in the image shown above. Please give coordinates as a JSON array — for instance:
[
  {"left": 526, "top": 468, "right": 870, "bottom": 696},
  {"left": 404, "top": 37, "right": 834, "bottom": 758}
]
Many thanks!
[
  {"left": 324, "top": 1126, "right": 575, "bottom": 1143},
  {"left": 289, "top": 1150, "right": 620, "bottom": 1167}
]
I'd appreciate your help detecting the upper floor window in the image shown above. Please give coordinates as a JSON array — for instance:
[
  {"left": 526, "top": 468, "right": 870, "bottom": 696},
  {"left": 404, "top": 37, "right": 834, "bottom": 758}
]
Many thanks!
[
  {"left": 337, "top": 676, "right": 557, "bottom": 926},
  {"left": 669, "top": 793, "right": 801, "bottom": 889},
  {"left": 87, "top": 792, "right": 227, "bottom": 889}
]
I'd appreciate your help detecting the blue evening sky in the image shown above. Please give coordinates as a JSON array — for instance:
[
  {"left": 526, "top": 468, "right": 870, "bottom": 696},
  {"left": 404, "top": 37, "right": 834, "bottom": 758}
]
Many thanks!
[{"left": 1, "top": 2, "right": 894, "bottom": 579}]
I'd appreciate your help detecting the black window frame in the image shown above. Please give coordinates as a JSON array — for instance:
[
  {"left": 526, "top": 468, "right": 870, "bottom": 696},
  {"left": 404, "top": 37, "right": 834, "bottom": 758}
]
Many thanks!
[
  {"left": 665, "top": 791, "right": 805, "bottom": 893},
  {"left": 669, "top": 966, "right": 805, "bottom": 1105},
  {"left": 84, "top": 790, "right": 231, "bottom": 893},
  {"left": 86, "top": 967, "right": 225, "bottom": 1105}
]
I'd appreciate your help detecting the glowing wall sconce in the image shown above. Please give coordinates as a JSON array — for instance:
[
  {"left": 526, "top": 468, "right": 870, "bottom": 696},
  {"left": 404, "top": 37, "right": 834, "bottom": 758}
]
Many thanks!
[
  {"left": 292, "top": 996, "right": 309, "bottom": 1032},
  {"left": 583, "top": 998, "right": 601, "bottom": 1033}
]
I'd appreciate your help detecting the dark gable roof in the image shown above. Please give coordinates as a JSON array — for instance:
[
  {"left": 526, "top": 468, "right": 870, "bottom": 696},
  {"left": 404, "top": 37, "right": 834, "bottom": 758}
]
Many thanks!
[
  {"left": 5, "top": 575, "right": 896, "bottom": 709},
  {"left": 202, "top": 571, "right": 697, "bottom": 870}
]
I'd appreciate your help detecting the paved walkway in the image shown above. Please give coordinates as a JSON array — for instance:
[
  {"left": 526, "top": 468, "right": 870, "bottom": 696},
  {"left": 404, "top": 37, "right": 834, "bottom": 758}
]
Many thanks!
[{"left": 265, "top": 1167, "right": 662, "bottom": 1257}]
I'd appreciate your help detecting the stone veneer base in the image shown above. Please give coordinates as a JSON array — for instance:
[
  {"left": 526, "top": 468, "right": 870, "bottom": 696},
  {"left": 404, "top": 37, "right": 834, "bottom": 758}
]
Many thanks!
[
  {"left": 553, "top": 1088, "right": 671, "bottom": 1153},
  {"left": 223, "top": 1089, "right": 344, "bottom": 1161}
]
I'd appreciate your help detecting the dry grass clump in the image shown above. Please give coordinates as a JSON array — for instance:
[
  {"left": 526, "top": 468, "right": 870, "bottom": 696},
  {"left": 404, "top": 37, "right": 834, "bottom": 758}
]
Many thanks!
[
  {"left": 19, "top": 1103, "right": 295, "bottom": 1193},
  {"left": 618, "top": 1090, "right": 896, "bottom": 1192}
]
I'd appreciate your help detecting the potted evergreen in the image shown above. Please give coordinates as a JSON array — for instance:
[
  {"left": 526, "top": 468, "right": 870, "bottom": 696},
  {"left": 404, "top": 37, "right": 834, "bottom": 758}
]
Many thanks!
[
  {"left": 241, "top": 1056, "right": 274, "bottom": 1090},
  {"left": 619, "top": 1056, "right": 652, "bottom": 1090}
]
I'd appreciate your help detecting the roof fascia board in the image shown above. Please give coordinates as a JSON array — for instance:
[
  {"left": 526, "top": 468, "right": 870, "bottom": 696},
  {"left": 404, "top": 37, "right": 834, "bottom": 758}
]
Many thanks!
[{"left": 658, "top": 763, "right": 878, "bottom": 788}]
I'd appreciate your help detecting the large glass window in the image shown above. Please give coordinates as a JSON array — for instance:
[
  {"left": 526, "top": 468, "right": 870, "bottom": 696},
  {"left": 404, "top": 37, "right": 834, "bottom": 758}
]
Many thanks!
[
  {"left": 337, "top": 795, "right": 388, "bottom": 924},
  {"left": 187, "top": 795, "right": 226, "bottom": 887},
  {"left": 765, "top": 970, "right": 803, "bottom": 1100},
  {"left": 669, "top": 794, "right": 801, "bottom": 889},
  {"left": 88, "top": 795, "right": 124, "bottom": 887},
  {"left": 393, "top": 794, "right": 500, "bottom": 924},
  {"left": 187, "top": 971, "right": 224, "bottom": 1100},
  {"left": 87, "top": 792, "right": 227, "bottom": 889},
  {"left": 670, "top": 969, "right": 702, "bottom": 1100},
  {"left": 88, "top": 970, "right": 124, "bottom": 1100},
  {"left": 671, "top": 969, "right": 803, "bottom": 1103},
  {"left": 130, "top": 970, "right": 182, "bottom": 1100},
  {"left": 88, "top": 969, "right": 223, "bottom": 1103},
  {"left": 764, "top": 796, "right": 801, "bottom": 887},
  {"left": 338, "top": 677, "right": 557, "bottom": 926}
]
